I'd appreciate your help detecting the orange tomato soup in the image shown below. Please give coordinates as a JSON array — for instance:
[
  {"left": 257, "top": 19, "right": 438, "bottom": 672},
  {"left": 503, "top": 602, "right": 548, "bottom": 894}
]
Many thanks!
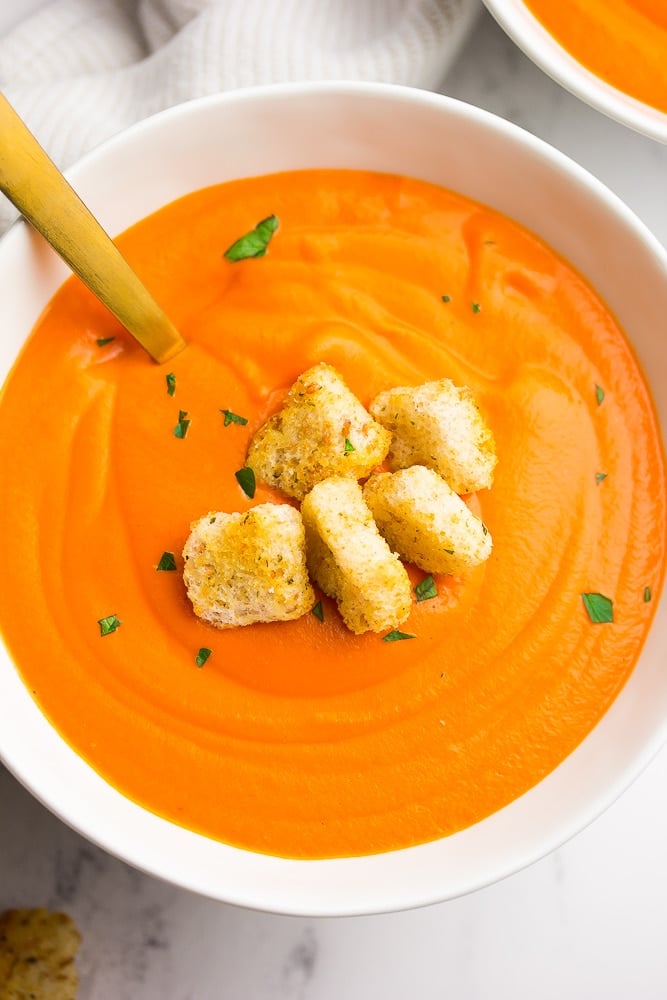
[
  {"left": 524, "top": 0, "right": 667, "bottom": 112},
  {"left": 0, "top": 170, "right": 664, "bottom": 858}
]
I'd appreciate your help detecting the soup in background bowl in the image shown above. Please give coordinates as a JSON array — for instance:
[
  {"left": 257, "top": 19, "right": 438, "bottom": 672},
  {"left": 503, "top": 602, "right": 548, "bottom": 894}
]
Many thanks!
[
  {"left": 482, "top": 0, "right": 667, "bottom": 143},
  {"left": 0, "top": 83, "right": 666, "bottom": 916}
]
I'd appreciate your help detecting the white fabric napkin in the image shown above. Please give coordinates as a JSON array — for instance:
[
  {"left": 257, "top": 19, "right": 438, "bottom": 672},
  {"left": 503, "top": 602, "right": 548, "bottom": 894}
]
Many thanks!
[{"left": 0, "top": 0, "right": 480, "bottom": 232}]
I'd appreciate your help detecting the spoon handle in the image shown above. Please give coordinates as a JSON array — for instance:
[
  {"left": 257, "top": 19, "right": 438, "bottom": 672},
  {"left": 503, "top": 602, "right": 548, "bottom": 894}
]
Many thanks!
[{"left": 0, "top": 93, "right": 186, "bottom": 364}]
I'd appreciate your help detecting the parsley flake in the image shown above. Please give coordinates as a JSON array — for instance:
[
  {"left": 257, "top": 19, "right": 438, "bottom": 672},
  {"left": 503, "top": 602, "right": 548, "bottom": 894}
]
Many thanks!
[
  {"left": 195, "top": 647, "right": 212, "bottom": 668},
  {"left": 174, "top": 410, "right": 190, "bottom": 438},
  {"left": 471, "top": 302, "right": 482, "bottom": 314},
  {"left": 98, "top": 614, "right": 122, "bottom": 636},
  {"left": 344, "top": 438, "right": 355, "bottom": 454},
  {"left": 311, "top": 600, "right": 325, "bottom": 622},
  {"left": 220, "top": 408, "right": 249, "bottom": 427},
  {"left": 235, "top": 466, "right": 256, "bottom": 498},
  {"left": 595, "top": 384, "right": 605, "bottom": 406},
  {"left": 441, "top": 294, "right": 451, "bottom": 303},
  {"left": 383, "top": 629, "right": 416, "bottom": 642},
  {"left": 581, "top": 592, "right": 614, "bottom": 624},
  {"left": 157, "top": 551, "right": 177, "bottom": 572},
  {"left": 96, "top": 336, "right": 115, "bottom": 347},
  {"left": 224, "top": 215, "right": 279, "bottom": 262},
  {"left": 595, "top": 472, "right": 608, "bottom": 484},
  {"left": 166, "top": 372, "right": 176, "bottom": 397},
  {"left": 415, "top": 575, "right": 438, "bottom": 602},
  {"left": 644, "top": 586, "right": 652, "bottom": 603}
]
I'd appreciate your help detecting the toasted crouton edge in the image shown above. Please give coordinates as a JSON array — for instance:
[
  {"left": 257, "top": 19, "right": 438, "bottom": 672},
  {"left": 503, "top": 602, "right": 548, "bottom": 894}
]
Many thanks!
[
  {"left": 363, "top": 465, "right": 492, "bottom": 575},
  {"left": 246, "top": 362, "right": 391, "bottom": 500},
  {"left": 301, "top": 476, "right": 412, "bottom": 634},
  {"left": 183, "top": 503, "right": 315, "bottom": 628},
  {"left": 369, "top": 378, "right": 497, "bottom": 494}
]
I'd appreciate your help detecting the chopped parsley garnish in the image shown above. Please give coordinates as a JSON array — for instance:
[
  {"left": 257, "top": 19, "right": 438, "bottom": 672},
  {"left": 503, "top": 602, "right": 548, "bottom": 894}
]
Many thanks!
[
  {"left": 224, "top": 214, "right": 279, "bottom": 262},
  {"left": 595, "top": 472, "right": 608, "bottom": 484},
  {"left": 344, "top": 438, "right": 355, "bottom": 454},
  {"left": 174, "top": 410, "right": 190, "bottom": 438},
  {"left": 414, "top": 575, "right": 437, "bottom": 602},
  {"left": 166, "top": 372, "right": 176, "bottom": 397},
  {"left": 311, "top": 600, "right": 324, "bottom": 622},
  {"left": 595, "top": 384, "right": 605, "bottom": 406},
  {"left": 471, "top": 302, "right": 481, "bottom": 314},
  {"left": 383, "top": 629, "right": 416, "bottom": 642},
  {"left": 156, "top": 551, "right": 177, "bottom": 572},
  {"left": 235, "top": 466, "right": 256, "bottom": 498},
  {"left": 220, "top": 408, "right": 248, "bottom": 427},
  {"left": 441, "top": 294, "right": 451, "bottom": 303},
  {"left": 581, "top": 592, "right": 614, "bottom": 623},
  {"left": 644, "top": 586, "right": 652, "bottom": 603},
  {"left": 96, "top": 336, "right": 115, "bottom": 347},
  {"left": 98, "top": 614, "right": 122, "bottom": 636},
  {"left": 195, "top": 647, "right": 212, "bottom": 668}
]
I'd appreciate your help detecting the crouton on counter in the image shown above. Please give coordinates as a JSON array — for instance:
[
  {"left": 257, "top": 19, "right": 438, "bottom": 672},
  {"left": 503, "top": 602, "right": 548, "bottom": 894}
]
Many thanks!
[
  {"left": 246, "top": 362, "right": 391, "bottom": 501},
  {"left": 301, "top": 476, "right": 412, "bottom": 635},
  {"left": 183, "top": 503, "right": 314, "bottom": 628},
  {"left": 363, "top": 465, "right": 492, "bottom": 576},
  {"left": 0, "top": 908, "right": 80, "bottom": 999},
  {"left": 369, "top": 378, "right": 497, "bottom": 494}
]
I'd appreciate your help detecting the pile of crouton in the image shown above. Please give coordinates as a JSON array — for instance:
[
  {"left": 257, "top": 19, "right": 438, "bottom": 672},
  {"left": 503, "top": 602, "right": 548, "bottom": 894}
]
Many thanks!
[{"left": 183, "top": 362, "right": 496, "bottom": 635}]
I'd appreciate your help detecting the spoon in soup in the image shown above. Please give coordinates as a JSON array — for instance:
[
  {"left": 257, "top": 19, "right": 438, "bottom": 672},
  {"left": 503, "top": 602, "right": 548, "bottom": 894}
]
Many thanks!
[{"left": 0, "top": 93, "right": 186, "bottom": 364}]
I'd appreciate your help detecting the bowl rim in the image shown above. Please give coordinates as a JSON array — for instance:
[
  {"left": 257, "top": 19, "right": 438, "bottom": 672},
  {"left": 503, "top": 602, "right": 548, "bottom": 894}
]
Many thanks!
[
  {"left": 0, "top": 80, "right": 666, "bottom": 916},
  {"left": 481, "top": 0, "right": 667, "bottom": 144}
]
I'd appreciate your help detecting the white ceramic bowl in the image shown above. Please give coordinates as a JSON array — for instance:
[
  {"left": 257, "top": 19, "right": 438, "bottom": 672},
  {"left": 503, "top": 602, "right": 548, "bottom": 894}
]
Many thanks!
[
  {"left": 1, "top": 83, "right": 666, "bottom": 916},
  {"left": 482, "top": 0, "right": 667, "bottom": 143}
]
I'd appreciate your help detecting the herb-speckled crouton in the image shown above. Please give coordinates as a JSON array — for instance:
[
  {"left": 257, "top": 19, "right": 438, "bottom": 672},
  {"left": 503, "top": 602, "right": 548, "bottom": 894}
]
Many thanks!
[
  {"left": 0, "top": 908, "right": 80, "bottom": 999},
  {"left": 183, "top": 504, "right": 314, "bottom": 628},
  {"left": 246, "top": 362, "right": 391, "bottom": 501},
  {"left": 363, "top": 465, "right": 492, "bottom": 575},
  {"left": 301, "top": 476, "right": 412, "bottom": 634},
  {"left": 369, "top": 378, "right": 497, "bottom": 494}
]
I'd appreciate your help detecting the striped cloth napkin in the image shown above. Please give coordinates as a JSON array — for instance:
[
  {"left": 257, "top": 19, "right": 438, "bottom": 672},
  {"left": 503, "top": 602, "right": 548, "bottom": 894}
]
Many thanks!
[{"left": 0, "top": 0, "right": 480, "bottom": 232}]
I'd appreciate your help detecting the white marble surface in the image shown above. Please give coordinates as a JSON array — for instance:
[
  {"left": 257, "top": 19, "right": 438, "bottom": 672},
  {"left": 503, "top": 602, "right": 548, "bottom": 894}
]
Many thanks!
[{"left": 2, "top": 5, "right": 667, "bottom": 999}]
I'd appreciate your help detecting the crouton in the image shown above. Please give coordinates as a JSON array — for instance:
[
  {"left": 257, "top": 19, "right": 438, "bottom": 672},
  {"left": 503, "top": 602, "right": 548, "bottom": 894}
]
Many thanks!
[
  {"left": 183, "top": 503, "right": 314, "bottom": 628},
  {"left": 0, "top": 908, "right": 80, "bottom": 999},
  {"left": 246, "top": 362, "right": 391, "bottom": 501},
  {"left": 369, "top": 378, "right": 497, "bottom": 494},
  {"left": 301, "top": 476, "right": 412, "bottom": 634},
  {"left": 363, "top": 465, "right": 492, "bottom": 576}
]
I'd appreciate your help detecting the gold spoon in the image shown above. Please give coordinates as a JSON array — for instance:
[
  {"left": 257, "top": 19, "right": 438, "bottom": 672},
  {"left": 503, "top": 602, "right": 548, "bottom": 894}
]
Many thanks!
[{"left": 0, "top": 93, "right": 186, "bottom": 364}]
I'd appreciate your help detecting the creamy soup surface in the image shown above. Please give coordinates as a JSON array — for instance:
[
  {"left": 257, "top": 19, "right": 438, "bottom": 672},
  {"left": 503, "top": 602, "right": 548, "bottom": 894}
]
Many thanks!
[
  {"left": 0, "top": 169, "right": 664, "bottom": 858},
  {"left": 524, "top": 0, "right": 667, "bottom": 113}
]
